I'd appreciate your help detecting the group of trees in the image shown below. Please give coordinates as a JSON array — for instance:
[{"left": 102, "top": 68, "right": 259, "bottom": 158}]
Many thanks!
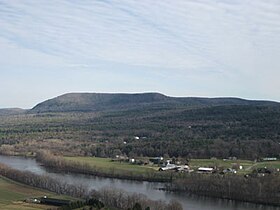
[
  {"left": 172, "top": 173, "right": 280, "bottom": 206},
  {"left": 0, "top": 163, "right": 88, "bottom": 198},
  {"left": 92, "top": 188, "right": 182, "bottom": 210}
]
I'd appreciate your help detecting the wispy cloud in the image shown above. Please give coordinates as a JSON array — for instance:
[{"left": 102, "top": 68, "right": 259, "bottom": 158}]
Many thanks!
[
  {"left": 1, "top": 0, "right": 279, "bottom": 69},
  {"left": 0, "top": 0, "right": 280, "bottom": 107}
]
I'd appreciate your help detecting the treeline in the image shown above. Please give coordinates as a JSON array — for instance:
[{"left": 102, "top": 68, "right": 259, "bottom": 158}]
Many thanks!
[
  {"left": 36, "top": 150, "right": 171, "bottom": 182},
  {"left": 93, "top": 188, "right": 182, "bottom": 210},
  {"left": 112, "top": 139, "right": 280, "bottom": 160},
  {"left": 0, "top": 163, "right": 182, "bottom": 210},
  {"left": 171, "top": 173, "right": 280, "bottom": 206},
  {"left": 0, "top": 163, "right": 88, "bottom": 198}
]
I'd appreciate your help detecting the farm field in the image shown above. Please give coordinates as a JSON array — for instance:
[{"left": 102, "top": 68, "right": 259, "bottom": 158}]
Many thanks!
[
  {"left": 189, "top": 159, "right": 253, "bottom": 169},
  {"left": 64, "top": 156, "right": 157, "bottom": 174},
  {"left": 190, "top": 159, "right": 280, "bottom": 174},
  {"left": 251, "top": 161, "right": 280, "bottom": 169},
  {"left": 0, "top": 176, "right": 72, "bottom": 210},
  {"left": 65, "top": 156, "right": 280, "bottom": 175}
]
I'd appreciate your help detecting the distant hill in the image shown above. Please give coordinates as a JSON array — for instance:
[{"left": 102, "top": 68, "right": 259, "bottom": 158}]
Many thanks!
[
  {"left": 30, "top": 92, "right": 279, "bottom": 113},
  {"left": 0, "top": 108, "right": 26, "bottom": 116}
]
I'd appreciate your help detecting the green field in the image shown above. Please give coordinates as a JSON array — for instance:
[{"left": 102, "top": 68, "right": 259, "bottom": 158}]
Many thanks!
[
  {"left": 64, "top": 156, "right": 157, "bottom": 174},
  {"left": 189, "top": 159, "right": 280, "bottom": 174},
  {"left": 250, "top": 161, "right": 280, "bottom": 170},
  {"left": 65, "top": 156, "right": 280, "bottom": 176},
  {"left": 189, "top": 159, "right": 254, "bottom": 169},
  {"left": 0, "top": 176, "right": 72, "bottom": 210}
]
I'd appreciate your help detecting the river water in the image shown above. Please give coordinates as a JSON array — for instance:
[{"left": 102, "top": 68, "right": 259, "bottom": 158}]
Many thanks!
[{"left": 0, "top": 155, "right": 279, "bottom": 210}]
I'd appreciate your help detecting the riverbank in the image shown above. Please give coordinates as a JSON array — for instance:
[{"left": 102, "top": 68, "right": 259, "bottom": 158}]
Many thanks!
[{"left": 36, "top": 150, "right": 172, "bottom": 182}]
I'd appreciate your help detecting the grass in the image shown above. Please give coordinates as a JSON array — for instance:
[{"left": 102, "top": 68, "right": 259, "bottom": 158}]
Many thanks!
[
  {"left": 0, "top": 176, "right": 73, "bottom": 210},
  {"left": 64, "top": 156, "right": 157, "bottom": 174},
  {"left": 64, "top": 156, "right": 280, "bottom": 177},
  {"left": 251, "top": 161, "right": 280, "bottom": 170},
  {"left": 189, "top": 159, "right": 280, "bottom": 174},
  {"left": 189, "top": 159, "right": 253, "bottom": 169}
]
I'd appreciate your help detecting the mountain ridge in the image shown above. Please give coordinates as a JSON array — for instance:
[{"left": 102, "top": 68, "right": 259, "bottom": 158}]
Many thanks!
[{"left": 29, "top": 92, "right": 280, "bottom": 113}]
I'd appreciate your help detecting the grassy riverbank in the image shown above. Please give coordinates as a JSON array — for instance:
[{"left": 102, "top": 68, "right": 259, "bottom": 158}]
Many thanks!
[
  {"left": 64, "top": 156, "right": 280, "bottom": 175},
  {"left": 36, "top": 151, "right": 171, "bottom": 182},
  {"left": 0, "top": 176, "right": 72, "bottom": 210},
  {"left": 64, "top": 156, "right": 158, "bottom": 173}
]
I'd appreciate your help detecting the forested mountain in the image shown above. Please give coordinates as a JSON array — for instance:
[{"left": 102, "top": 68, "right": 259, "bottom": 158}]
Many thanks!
[
  {"left": 30, "top": 92, "right": 279, "bottom": 113},
  {"left": 1, "top": 93, "right": 280, "bottom": 159}
]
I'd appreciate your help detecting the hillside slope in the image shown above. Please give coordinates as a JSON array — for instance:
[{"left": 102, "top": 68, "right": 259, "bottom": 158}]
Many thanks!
[
  {"left": 0, "top": 108, "right": 26, "bottom": 116},
  {"left": 1, "top": 93, "right": 280, "bottom": 158},
  {"left": 30, "top": 92, "right": 279, "bottom": 113}
]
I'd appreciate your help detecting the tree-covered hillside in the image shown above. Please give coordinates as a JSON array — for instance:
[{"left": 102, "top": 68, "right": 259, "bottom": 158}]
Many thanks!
[
  {"left": 0, "top": 93, "right": 279, "bottom": 159},
  {"left": 30, "top": 92, "right": 278, "bottom": 113}
]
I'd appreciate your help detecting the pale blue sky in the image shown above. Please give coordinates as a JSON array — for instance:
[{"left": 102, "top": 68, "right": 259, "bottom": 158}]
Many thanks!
[{"left": 0, "top": 0, "right": 280, "bottom": 108}]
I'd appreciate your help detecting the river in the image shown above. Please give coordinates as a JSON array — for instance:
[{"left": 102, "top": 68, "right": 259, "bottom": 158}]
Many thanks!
[{"left": 0, "top": 155, "right": 279, "bottom": 210}]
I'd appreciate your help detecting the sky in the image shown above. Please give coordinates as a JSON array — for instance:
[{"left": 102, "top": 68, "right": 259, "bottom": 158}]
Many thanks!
[{"left": 0, "top": 0, "right": 280, "bottom": 108}]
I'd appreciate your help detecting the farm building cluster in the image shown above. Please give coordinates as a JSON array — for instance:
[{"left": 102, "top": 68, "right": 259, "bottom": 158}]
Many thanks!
[{"left": 112, "top": 155, "right": 279, "bottom": 175}]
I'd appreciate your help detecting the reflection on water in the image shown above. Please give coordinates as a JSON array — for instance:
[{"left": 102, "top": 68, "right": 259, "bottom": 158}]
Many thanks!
[{"left": 0, "top": 155, "right": 279, "bottom": 210}]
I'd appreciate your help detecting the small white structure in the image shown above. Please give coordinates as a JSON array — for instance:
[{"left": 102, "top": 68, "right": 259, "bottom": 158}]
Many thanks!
[
  {"left": 176, "top": 165, "right": 191, "bottom": 172},
  {"left": 134, "top": 136, "right": 140, "bottom": 140},
  {"left": 159, "top": 163, "right": 177, "bottom": 171},
  {"left": 262, "top": 157, "right": 277, "bottom": 161},
  {"left": 129, "top": 158, "right": 135, "bottom": 163},
  {"left": 197, "top": 167, "right": 214, "bottom": 173}
]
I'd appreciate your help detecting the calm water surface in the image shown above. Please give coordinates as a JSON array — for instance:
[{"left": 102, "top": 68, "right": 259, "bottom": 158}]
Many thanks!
[{"left": 0, "top": 155, "right": 279, "bottom": 210}]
